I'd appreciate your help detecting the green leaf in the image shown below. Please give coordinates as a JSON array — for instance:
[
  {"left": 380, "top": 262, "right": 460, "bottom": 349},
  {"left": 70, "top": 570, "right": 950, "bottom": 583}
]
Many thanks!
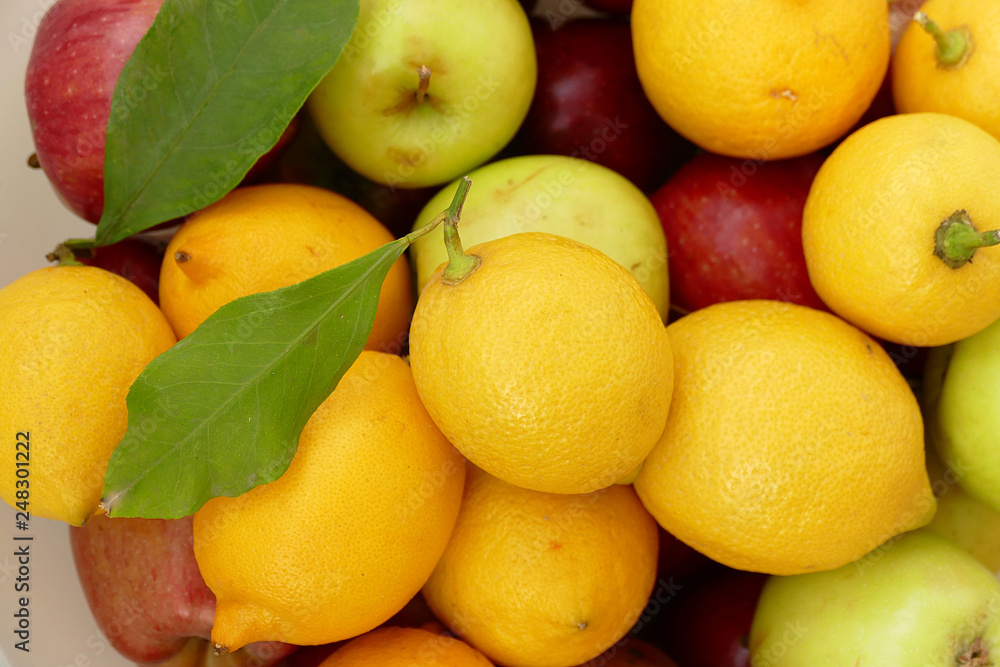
[
  {"left": 95, "top": 0, "right": 359, "bottom": 246},
  {"left": 100, "top": 237, "right": 407, "bottom": 518},
  {"left": 100, "top": 177, "right": 473, "bottom": 519}
]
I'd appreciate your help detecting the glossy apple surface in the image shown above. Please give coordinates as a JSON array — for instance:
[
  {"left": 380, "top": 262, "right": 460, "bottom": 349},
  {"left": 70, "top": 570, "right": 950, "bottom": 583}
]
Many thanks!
[
  {"left": 650, "top": 151, "right": 827, "bottom": 314},
  {"left": 649, "top": 567, "right": 767, "bottom": 667},
  {"left": 78, "top": 237, "right": 164, "bottom": 304},
  {"left": 749, "top": 530, "right": 1000, "bottom": 665},
  {"left": 510, "top": 18, "right": 692, "bottom": 193},
  {"left": 25, "top": 0, "right": 164, "bottom": 222},
  {"left": 307, "top": 0, "right": 536, "bottom": 189},
  {"left": 409, "top": 155, "right": 670, "bottom": 320},
  {"left": 924, "top": 315, "right": 1000, "bottom": 515},
  {"left": 70, "top": 513, "right": 295, "bottom": 666}
]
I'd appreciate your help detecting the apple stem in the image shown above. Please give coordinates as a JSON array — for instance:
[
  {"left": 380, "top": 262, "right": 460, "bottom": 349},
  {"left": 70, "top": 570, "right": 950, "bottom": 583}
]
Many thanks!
[
  {"left": 957, "top": 636, "right": 989, "bottom": 666},
  {"left": 933, "top": 210, "right": 999, "bottom": 269},
  {"left": 914, "top": 11, "right": 974, "bottom": 68},
  {"left": 416, "top": 65, "right": 431, "bottom": 105},
  {"left": 27, "top": 153, "right": 40, "bottom": 169}
]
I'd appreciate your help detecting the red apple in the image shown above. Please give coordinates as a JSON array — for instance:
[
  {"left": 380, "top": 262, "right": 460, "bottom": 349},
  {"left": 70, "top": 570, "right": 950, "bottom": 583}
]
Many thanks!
[
  {"left": 650, "top": 151, "right": 828, "bottom": 314},
  {"left": 644, "top": 567, "right": 768, "bottom": 667},
  {"left": 25, "top": 0, "right": 293, "bottom": 226},
  {"left": 25, "top": 0, "right": 164, "bottom": 223},
  {"left": 582, "top": 0, "right": 632, "bottom": 13},
  {"left": 70, "top": 513, "right": 296, "bottom": 666},
  {"left": 509, "top": 18, "right": 693, "bottom": 193},
  {"left": 78, "top": 236, "right": 164, "bottom": 304}
]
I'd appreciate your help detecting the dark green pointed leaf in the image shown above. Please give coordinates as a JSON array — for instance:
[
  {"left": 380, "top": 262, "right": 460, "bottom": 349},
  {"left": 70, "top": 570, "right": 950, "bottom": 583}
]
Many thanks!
[
  {"left": 100, "top": 236, "right": 408, "bottom": 519},
  {"left": 95, "top": 0, "right": 358, "bottom": 246}
]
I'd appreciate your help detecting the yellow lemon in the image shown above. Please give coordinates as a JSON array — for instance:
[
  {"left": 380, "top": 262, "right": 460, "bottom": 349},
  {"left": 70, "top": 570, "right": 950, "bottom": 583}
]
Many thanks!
[
  {"left": 0, "top": 266, "right": 175, "bottom": 525},
  {"left": 192, "top": 351, "right": 465, "bottom": 650},
  {"left": 409, "top": 231, "right": 673, "bottom": 495},
  {"left": 422, "top": 465, "right": 659, "bottom": 667},
  {"left": 634, "top": 300, "right": 935, "bottom": 575}
]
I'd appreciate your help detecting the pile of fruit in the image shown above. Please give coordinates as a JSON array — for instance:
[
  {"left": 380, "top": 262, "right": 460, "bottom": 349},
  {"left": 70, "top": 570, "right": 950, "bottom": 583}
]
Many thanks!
[{"left": 6, "top": 0, "right": 1000, "bottom": 665}]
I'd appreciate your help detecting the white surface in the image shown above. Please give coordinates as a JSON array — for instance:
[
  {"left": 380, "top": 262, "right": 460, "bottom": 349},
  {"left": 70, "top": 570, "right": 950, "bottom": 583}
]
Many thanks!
[{"left": 0, "top": 1, "right": 133, "bottom": 666}]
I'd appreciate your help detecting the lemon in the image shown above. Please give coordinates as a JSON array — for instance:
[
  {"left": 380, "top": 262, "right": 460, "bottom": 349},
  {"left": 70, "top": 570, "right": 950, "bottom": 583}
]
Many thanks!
[{"left": 0, "top": 266, "right": 175, "bottom": 525}]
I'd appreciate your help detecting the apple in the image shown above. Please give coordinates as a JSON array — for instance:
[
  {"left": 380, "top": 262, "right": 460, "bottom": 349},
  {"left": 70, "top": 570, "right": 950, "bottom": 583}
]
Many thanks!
[
  {"left": 924, "top": 446, "right": 1000, "bottom": 573},
  {"left": 924, "top": 315, "right": 1000, "bottom": 515},
  {"left": 582, "top": 0, "right": 633, "bottom": 14},
  {"left": 306, "top": 0, "right": 537, "bottom": 189},
  {"left": 749, "top": 529, "right": 1000, "bottom": 665},
  {"left": 649, "top": 151, "right": 828, "bottom": 314},
  {"left": 644, "top": 567, "right": 767, "bottom": 667},
  {"left": 408, "top": 154, "right": 670, "bottom": 320},
  {"left": 69, "top": 513, "right": 296, "bottom": 666},
  {"left": 77, "top": 236, "right": 165, "bottom": 304},
  {"left": 508, "top": 18, "right": 693, "bottom": 193},
  {"left": 24, "top": 0, "right": 164, "bottom": 223}
]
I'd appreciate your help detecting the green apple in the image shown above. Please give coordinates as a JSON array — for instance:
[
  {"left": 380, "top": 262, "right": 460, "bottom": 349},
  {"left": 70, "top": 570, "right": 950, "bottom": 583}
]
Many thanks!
[
  {"left": 924, "top": 446, "right": 1000, "bottom": 573},
  {"left": 750, "top": 530, "right": 1000, "bottom": 666},
  {"left": 306, "top": 0, "right": 536, "bottom": 189},
  {"left": 925, "top": 316, "right": 1000, "bottom": 514},
  {"left": 409, "top": 155, "right": 670, "bottom": 320}
]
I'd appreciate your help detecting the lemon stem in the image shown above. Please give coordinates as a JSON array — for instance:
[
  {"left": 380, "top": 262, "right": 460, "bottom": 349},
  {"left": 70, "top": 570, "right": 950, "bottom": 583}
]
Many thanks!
[
  {"left": 914, "top": 11, "right": 973, "bottom": 68},
  {"left": 46, "top": 242, "right": 85, "bottom": 266},
  {"left": 440, "top": 176, "right": 480, "bottom": 285},
  {"left": 933, "top": 210, "right": 1000, "bottom": 269}
]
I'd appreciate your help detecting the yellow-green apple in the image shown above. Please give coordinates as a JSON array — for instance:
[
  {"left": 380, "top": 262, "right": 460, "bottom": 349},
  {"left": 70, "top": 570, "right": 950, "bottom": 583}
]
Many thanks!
[
  {"left": 925, "top": 316, "right": 1000, "bottom": 515},
  {"left": 924, "top": 447, "right": 1000, "bottom": 573},
  {"left": 408, "top": 154, "right": 670, "bottom": 319},
  {"left": 306, "top": 0, "right": 537, "bottom": 189},
  {"left": 24, "top": 0, "right": 164, "bottom": 222},
  {"left": 70, "top": 513, "right": 296, "bottom": 666},
  {"left": 749, "top": 530, "right": 1000, "bottom": 665}
]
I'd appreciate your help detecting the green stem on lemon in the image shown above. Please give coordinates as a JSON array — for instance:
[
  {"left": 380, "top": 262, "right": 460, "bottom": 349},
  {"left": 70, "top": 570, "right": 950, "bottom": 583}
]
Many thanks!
[
  {"left": 914, "top": 11, "right": 974, "bottom": 69},
  {"left": 933, "top": 210, "right": 1000, "bottom": 269},
  {"left": 439, "top": 176, "right": 480, "bottom": 285},
  {"left": 46, "top": 243, "right": 85, "bottom": 267}
]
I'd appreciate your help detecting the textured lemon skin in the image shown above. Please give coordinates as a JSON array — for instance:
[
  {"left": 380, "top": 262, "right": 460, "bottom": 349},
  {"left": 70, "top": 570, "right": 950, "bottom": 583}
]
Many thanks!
[
  {"left": 632, "top": 0, "right": 889, "bottom": 159},
  {"left": 409, "top": 232, "right": 673, "bottom": 495},
  {"left": 321, "top": 626, "right": 493, "bottom": 666},
  {"left": 634, "top": 300, "right": 935, "bottom": 576},
  {"left": 193, "top": 351, "right": 465, "bottom": 650},
  {"left": 0, "top": 266, "right": 176, "bottom": 525},
  {"left": 422, "top": 466, "right": 659, "bottom": 667},
  {"left": 802, "top": 113, "right": 1000, "bottom": 346},
  {"left": 159, "top": 183, "right": 412, "bottom": 352},
  {"left": 893, "top": 0, "right": 1000, "bottom": 142}
]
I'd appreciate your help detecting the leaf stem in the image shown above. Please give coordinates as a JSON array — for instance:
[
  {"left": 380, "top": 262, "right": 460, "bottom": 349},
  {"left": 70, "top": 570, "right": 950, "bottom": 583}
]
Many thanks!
[
  {"left": 914, "top": 11, "right": 974, "bottom": 68},
  {"left": 933, "top": 210, "right": 999, "bottom": 269}
]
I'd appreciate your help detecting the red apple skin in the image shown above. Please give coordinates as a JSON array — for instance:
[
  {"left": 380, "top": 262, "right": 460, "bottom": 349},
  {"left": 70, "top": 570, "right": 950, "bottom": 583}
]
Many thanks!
[
  {"left": 25, "top": 0, "right": 164, "bottom": 223},
  {"left": 650, "top": 151, "right": 828, "bottom": 314},
  {"left": 582, "top": 0, "right": 633, "bottom": 13},
  {"left": 78, "top": 237, "right": 164, "bottom": 304},
  {"left": 70, "top": 514, "right": 296, "bottom": 666},
  {"left": 509, "top": 18, "right": 693, "bottom": 193},
  {"left": 643, "top": 568, "right": 768, "bottom": 667}
]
